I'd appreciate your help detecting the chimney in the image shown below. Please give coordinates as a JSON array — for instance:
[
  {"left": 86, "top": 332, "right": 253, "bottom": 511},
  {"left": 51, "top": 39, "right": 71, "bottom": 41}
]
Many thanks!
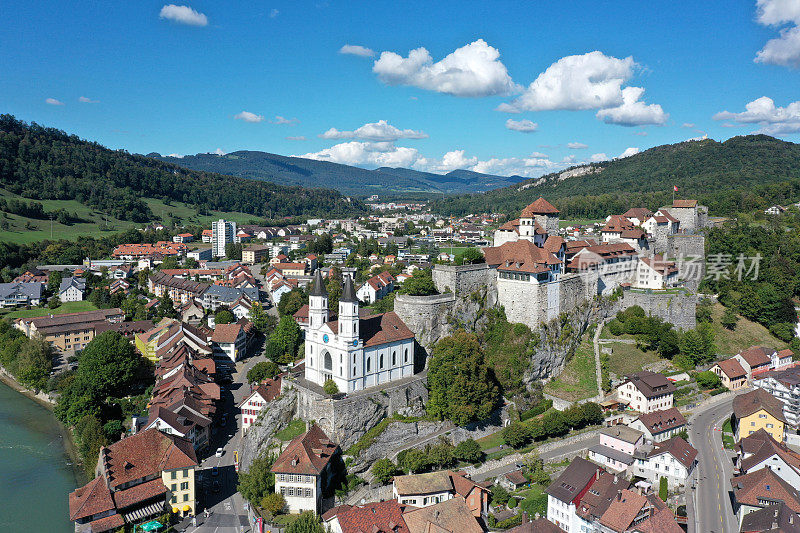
[
  {"left": 596, "top": 469, "right": 601, "bottom": 480},
  {"left": 614, "top": 474, "right": 618, "bottom": 484},
  {"left": 617, "top": 490, "right": 622, "bottom": 502}
]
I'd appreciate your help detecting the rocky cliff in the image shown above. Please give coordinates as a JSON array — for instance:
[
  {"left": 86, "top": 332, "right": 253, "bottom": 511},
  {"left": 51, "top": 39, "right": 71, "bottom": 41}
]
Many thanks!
[{"left": 239, "top": 389, "right": 297, "bottom": 472}]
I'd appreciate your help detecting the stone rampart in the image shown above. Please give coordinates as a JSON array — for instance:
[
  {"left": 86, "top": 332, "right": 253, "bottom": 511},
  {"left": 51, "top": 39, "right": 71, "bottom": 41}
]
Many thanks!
[
  {"left": 621, "top": 289, "right": 697, "bottom": 331},
  {"left": 666, "top": 234, "right": 705, "bottom": 291},
  {"left": 394, "top": 293, "right": 456, "bottom": 351},
  {"left": 432, "top": 263, "right": 494, "bottom": 296}
]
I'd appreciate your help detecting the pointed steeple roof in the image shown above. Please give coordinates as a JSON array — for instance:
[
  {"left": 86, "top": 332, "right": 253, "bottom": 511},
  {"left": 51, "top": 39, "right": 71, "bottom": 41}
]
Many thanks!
[
  {"left": 310, "top": 269, "right": 327, "bottom": 297},
  {"left": 340, "top": 274, "right": 357, "bottom": 303}
]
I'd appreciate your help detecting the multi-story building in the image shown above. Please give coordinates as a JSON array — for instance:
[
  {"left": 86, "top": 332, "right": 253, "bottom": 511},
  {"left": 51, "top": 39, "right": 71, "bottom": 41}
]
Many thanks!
[
  {"left": 711, "top": 358, "right": 749, "bottom": 390},
  {"left": 588, "top": 426, "right": 643, "bottom": 473},
  {"left": 148, "top": 271, "right": 209, "bottom": 306},
  {"left": 546, "top": 457, "right": 601, "bottom": 532},
  {"left": 733, "top": 388, "right": 787, "bottom": 442},
  {"left": 16, "top": 308, "right": 124, "bottom": 352},
  {"left": 211, "top": 219, "right": 237, "bottom": 258},
  {"left": 616, "top": 371, "right": 676, "bottom": 414},
  {"left": 754, "top": 367, "right": 800, "bottom": 429},
  {"left": 211, "top": 322, "right": 248, "bottom": 362},
  {"left": 731, "top": 468, "right": 800, "bottom": 527},
  {"left": 0, "top": 281, "right": 44, "bottom": 307},
  {"left": 59, "top": 276, "right": 86, "bottom": 302},
  {"left": 392, "top": 471, "right": 488, "bottom": 519},
  {"left": 735, "top": 429, "right": 800, "bottom": 488},
  {"left": 304, "top": 270, "right": 415, "bottom": 393},
  {"left": 733, "top": 346, "right": 794, "bottom": 380},
  {"left": 629, "top": 407, "right": 687, "bottom": 443},
  {"left": 68, "top": 428, "right": 198, "bottom": 532},
  {"left": 356, "top": 271, "right": 394, "bottom": 304},
  {"left": 634, "top": 254, "right": 678, "bottom": 290},
  {"left": 238, "top": 376, "right": 282, "bottom": 433},
  {"left": 271, "top": 424, "right": 340, "bottom": 513},
  {"left": 631, "top": 436, "right": 697, "bottom": 490},
  {"left": 242, "top": 245, "right": 269, "bottom": 264}
]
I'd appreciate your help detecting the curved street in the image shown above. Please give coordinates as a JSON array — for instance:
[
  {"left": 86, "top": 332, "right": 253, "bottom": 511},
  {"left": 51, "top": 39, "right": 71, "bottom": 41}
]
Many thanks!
[{"left": 687, "top": 393, "right": 738, "bottom": 533}]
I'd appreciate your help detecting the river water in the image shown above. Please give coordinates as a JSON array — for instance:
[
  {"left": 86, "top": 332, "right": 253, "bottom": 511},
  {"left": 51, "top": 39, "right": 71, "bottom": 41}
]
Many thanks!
[{"left": 0, "top": 382, "right": 78, "bottom": 532}]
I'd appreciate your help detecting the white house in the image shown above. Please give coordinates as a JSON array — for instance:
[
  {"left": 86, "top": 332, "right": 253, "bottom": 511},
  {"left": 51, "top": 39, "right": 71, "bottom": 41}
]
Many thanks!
[
  {"left": 629, "top": 407, "right": 687, "bottom": 443},
  {"left": 304, "top": 271, "right": 415, "bottom": 393},
  {"left": 0, "top": 282, "right": 44, "bottom": 308},
  {"left": 588, "top": 426, "right": 643, "bottom": 473},
  {"left": 735, "top": 429, "right": 800, "bottom": 488},
  {"left": 211, "top": 323, "right": 247, "bottom": 362},
  {"left": 59, "top": 277, "right": 86, "bottom": 302},
  {"left": 238, "top": 378, "right": 281, "bottom": 434},
  {"left": 616, "top": 371, "right": 676, "bottom": 414},
  {"left": 144, "top": 405, "right": 211, "bottom": 452},
  {"left": 632, "top": 437, "right": 697, "bottom": 490},
  {"left": 634, "top": 254, "right": 679, "bottom": 290},
  {"left": 356, "top": 271, "right": 394, "bottom": 304},
  {"left": 545, "top": 457, "right": 601, "bottom": 533},
  {"left": 754, "top": 367, "right": 800, "bottom": 429}
]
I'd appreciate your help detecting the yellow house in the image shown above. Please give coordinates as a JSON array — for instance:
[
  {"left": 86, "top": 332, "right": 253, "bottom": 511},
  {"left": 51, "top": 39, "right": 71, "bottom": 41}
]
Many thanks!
[
  {"left": 163, "top": 465, "right": 197, "bottom": 516},
  {"left": 733, "top": 388, "right": 786, "bottom": 443},
  {"left": 135, "top": 318, "right": 179, "bottom": 363}
]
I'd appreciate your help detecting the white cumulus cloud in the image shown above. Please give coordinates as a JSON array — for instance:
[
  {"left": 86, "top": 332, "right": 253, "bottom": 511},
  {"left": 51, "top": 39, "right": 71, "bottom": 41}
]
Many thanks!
[
  {"left": 498, "top": 51, "right": 634, "bottom": 112},
  {"left": 234, "top": 111, "right": 265, "bottom": 123},
  {"left": 212, "top": 148, "right": 226, "bottom": 155},
  {"left": 713, "top": 96, "right": 800, "bottom": 134},
  {"left": 319, "top": 120, "right": 427, "bottom": 141},
  {"left": 298, "top": 141, "right": 419, "bottom": 168},
  {"left": 682, "top": 122, "right": 696, "bottom": 128},
  {"left": 78, "top": 96, "right": 98, "bottom": 103},
  {"left": 617, "top": 147, "right": 640, "bottom": 159},
  {"left": 271, "top": 115, "right": 299, "bottom": 125},
  {"left": 159, "top": 4, "right": 208, "bottom": 26},
  {"left": 589, "top": 153, "right": 608, "bottom": 162},
  {"left": 755, "top": 0, "right": 800, "bottom": 68},
  {"left": 45, "top": 98, "right": 64, "bottom": 105},
  {"left": 505, "top": 119, "right": 538, "bottom": 133},
  {"left": 568, "top": 142, "right": 588, "bottom": 149},
  {"left": 372, "top": 39, "right": 517, "bottom": 97},
  {"left": 596, "top": 86, "right": 668, "bottom": 126},
  {"left": 340, "top": 44, "right": 375, "bottom": 57}
]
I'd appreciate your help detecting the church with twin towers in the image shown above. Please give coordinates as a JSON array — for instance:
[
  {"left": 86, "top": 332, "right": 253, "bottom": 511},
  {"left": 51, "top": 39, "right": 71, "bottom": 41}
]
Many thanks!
[{"left": 302, "top": 270, "right": 417, "bottom": 393}]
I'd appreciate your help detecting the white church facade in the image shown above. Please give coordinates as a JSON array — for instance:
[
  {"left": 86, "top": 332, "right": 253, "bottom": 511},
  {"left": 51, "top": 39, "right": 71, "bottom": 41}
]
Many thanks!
[{"left": 303, "top": 271, "right": 416, "bottom": 393}]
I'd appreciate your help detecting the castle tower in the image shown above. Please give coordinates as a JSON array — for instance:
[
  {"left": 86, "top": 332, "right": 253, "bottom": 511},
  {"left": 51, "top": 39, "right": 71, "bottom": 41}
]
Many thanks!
[
  {"left": 308, "top": 269, "right": 328, "bottom": 329},
  {"left": 338, "top": 275, "right": 359, "bottom": 342},
  {"left": 520, "top": 197, "right": 560, "bottom": 239}
]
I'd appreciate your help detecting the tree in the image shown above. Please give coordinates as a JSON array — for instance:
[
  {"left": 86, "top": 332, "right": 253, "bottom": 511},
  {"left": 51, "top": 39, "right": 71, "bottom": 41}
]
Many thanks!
[
  {"left": 327, "top": 266, "right": 343, "bottom": 312},
  {"left": 260, "top": 492, "right": 286, "bottom": 516},
  {"left": 75, "top": 414, "right": 106, "bottom": 474},
  {"left": 428, "top": 440, "right": 455, "bottom": 468},
  {"left": 156, "top": 294, "right": 177, "bottom": 318},
  {"left": 47, "top": 269, "right": 63, "bottom": 293},
  {"left": 659, "top": 476, "right": 668, "bottom": 501},
  {"left": 490, "top": 484, "right": 510, "bottom": 506},
  {"left": 215, "top": 307, "right": 235, "bottom": 325},
  {"left": 453, "top": 439, "right": 483, "bottom": 464},
  {"left": 457, "top": 247, "right": 485, "bottom": 265},
  {"left": 225, "top": 242, "right": 243, "bottom": 260},
  {"left": 695, "top": 370, "right": 722, "bottom": 390},
  {"left": 398, "top": 448, "right": 429, "bottom": 473},
  {"left": 371, "top": 458, "right": 399, "bottom": 484},
  {"left": 250, "top": 302, "right": 277, "bottom": 334},
  {"left": 427, "top": 331, "right": 501, "bottom": 426},
  {"left": 247, "top": 361, "right": 280, "bottom": 383},
  {"left": 77, "top": 331, "right": 140, "bottom": 397},
  {"left": 278, "top": 289, "right": 305, "bottom": 317},
  {"left": 285, "top": 512, "right": 325, "bottom": 533},
  {"left": 400, "top": 269, "right": 437, "bottom": 296},
  {"left": 323, "top": 379, "right": 339, "bottom": 395},
  {"left": 501, "top": 422, "right": 531, "bottom": 449},
  {"left": 102, "top": 419, "right": 126, "bottom": 442},
  {"left": 14, "top": 337, "right": 53, "bottom": 390},
  {"left": 580, "top": 402, "right": 605, "bottom": 426},
  {"left": 48, "top": 296, "right": 62, "bottom": 309},
  {"left": 721, "top": 307, "right": 739, "bottom": 330},
  {"left": 238, "top": 453, "right": 275, "bottom": 505},
  {"left": 271, "top": 316, "right": 301, "bottom": 362},
  {"left": 507, "top": 497, "right": 518, "bottom": 509},
  {"left": 542, "top": 410, "right": 568, "bottom": 437}
]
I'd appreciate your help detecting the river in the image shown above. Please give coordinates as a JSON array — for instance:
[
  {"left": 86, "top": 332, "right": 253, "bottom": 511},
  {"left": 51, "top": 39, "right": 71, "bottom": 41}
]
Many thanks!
[{"left": 0, "top": 381, "right": 79, "bottom": 532}]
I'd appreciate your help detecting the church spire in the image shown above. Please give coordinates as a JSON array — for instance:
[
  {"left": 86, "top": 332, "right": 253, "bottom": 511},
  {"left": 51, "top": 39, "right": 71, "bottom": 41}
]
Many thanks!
[
  {"left": 310, "top": 269, "right": 327, "bottom": 297},
  {"left": 340, "top": 274, "right": 357, "bottom": 303}
]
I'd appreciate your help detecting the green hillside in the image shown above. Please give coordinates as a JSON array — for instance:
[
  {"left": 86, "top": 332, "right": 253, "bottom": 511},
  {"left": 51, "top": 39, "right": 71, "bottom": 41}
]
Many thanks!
[
  {"left": 432, "top": 135, "right": 800, "bottom": 217},
  {"left": 154, "top": 150, "right": 524, "bottom": 196},
  {"left": 0, "top": 115, "right": 365, "bottom": 227}
]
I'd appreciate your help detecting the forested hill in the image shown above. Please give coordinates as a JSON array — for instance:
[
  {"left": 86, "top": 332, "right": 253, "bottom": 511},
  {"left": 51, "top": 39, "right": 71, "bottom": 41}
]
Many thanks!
[
  {"left": 153, "top": 150, "right": 524, "bottom": 195},
  {"left": 431, "top": 135, "right": 800, "bottom": 218},
  {"left": 0, "top": 115, "right": 365, "bottom": 223}
]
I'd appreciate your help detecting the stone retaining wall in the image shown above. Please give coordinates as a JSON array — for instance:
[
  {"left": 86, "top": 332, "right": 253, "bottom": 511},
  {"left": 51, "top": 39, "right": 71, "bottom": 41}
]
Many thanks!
[
  {"left": 394, "top": 293, "right": 456, "bottom": 351},
  {"left": 621, "top": 289, "right": 697, "bottom": 331}
]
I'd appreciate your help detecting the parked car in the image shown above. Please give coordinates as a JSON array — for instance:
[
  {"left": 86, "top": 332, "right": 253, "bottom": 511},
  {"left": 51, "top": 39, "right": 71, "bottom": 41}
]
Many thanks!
[
  {"left": 215, "top": 448, "right": 224, "bottom": 458},
  {"left": 211, "top": 466, "right": 219, "bottom": 477}
]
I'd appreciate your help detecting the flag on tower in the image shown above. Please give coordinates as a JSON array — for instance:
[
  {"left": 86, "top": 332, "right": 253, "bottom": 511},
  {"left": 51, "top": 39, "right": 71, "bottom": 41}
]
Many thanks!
[{"left": 673, "top": 185, "right": 678, "bottom": 192}]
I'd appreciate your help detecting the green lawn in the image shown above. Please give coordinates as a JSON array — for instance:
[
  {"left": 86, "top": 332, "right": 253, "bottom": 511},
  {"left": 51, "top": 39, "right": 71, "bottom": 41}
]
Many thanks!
[
  {"left": 0, "top": 188, "right": 257, "bottom": 244},
  {"left": 544, "top": 335, "right": 598, "bottom": 402},
  {"left": 517, "top": 485, "right": 548, "bottom": 518},
  {"left": 1, "top": 300, "right": 98, "bottom": 319},
  {"left": 709, "top": 303, "right": 787, "bottom": 356},
  {"left": 603, "top": 342, "right": 663, "bottom": 377},
  {"left": 274, "top": 419, "right": 306, "bottom": 442},
  {"left": 477, "top": 431, "right": 505, "bottom": 451}
]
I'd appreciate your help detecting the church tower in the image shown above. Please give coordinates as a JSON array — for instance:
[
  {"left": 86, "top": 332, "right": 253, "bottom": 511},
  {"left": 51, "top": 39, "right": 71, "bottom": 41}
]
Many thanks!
[
  {"left": 338, "top": 274, "right": 359, "bottom": 342},
  {"left": 308, "top": 269, "right": 328, "bottom": 329}
]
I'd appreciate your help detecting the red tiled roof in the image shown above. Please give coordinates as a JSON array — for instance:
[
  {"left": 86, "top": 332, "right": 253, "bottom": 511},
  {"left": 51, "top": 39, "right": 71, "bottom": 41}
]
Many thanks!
[
  {"left": 599, "top": 489, "right": 649, "bottom": 532},
  {"left": 714, "top": 358, "right": 747, "bottom": 379},
  {"left": 99, "top": 428, "right": 197, "bottom": 488},
  {"left": 483, "top": 239, "right": 561, "bottom": 274},
  {"left": 635, "top": 407, "right": 686, "bottom": 436},
  {"left": 738, "top": 346, "right": 774, "bottom": 368},
  {"left": 69, "top": 476, "right": 115, "bottom": 521},
  {"left": 112, "top": 477, "right": 167, "bottom": 509},
  {"left": 733, "top": 388, "right": 787, "bottom": 422},
  {"left": 640, "top": 254, "right": 678, "bottom": 277},
  {"left": 521, "top": 197, "right": 559, "bottom": 216},
  {"left": 271, "top": 424, "right": 339, "bottom": 475},
  {"left": 498, "top": 218, "right": 521, "bottom": 233},
  {"left": 336, "top": 500, "right": 411, "bottom": 533},
  {"left": 647, "top": 437, "right": 697, "bottom": 469},
  {"left": 732, "top": 468, "right": 800, "bottom": 513},
  {"left": 672, "top": 199, "right": 698, "bottom": 208},
  {"left": 211, "top": 323, "right": 243, "bottom": 344}
]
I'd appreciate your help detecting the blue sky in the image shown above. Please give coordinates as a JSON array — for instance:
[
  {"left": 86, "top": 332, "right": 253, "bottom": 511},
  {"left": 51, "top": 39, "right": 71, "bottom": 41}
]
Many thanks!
[{"left": 2, "top": 0, "right": 800, "bottom": 177}]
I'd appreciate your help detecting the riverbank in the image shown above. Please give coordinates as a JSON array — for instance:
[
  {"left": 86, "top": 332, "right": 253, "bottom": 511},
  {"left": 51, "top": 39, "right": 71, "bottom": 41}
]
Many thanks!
[{"left": 0, "top": 366, "right": 85, "bottom": 484}]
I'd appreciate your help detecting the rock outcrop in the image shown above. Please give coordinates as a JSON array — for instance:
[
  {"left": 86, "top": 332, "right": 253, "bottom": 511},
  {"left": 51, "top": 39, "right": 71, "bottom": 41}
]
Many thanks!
[{"left": 239, "top": 389, "right": 297, "bottom": 472}]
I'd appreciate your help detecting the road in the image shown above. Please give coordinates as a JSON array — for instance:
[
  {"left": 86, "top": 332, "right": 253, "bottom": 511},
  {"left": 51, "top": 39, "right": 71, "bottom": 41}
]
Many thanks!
[{"left": 687, "top": 393, "right": 738, "bottom": 533}]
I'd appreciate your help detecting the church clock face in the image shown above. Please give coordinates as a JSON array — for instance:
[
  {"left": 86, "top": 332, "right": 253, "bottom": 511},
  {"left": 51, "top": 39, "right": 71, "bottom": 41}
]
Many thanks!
[
  {"left": 352, "top": 339, "right": 358, "bottom": 347},
  {"left": 323, "top": 334, "right": 329, "bottom": 343}
]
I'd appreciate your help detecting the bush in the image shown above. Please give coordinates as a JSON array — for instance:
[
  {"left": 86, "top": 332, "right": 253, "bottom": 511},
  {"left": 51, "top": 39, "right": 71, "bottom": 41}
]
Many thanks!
[
  {"left": 491, "top": 484, "right": 510, "bottom": 505},
  {"left": 507, "top": 497, "right": 518, "bottom": 509},
  {"left": 247, "top": 361, "right": 280, "bottom": 384},
  {"left": 260, "top": 492, "right": 286, "bottom": 516},
  {"left": 501, "top": 422, "right": 531, "bottom": 449},
  {"left": 371, "top": 458, "right": 398, "bottom": 485},
  {"left": 453, "top": 439, "right": 484, "bottom": 464},
  {"left": 607, "top": 319, "right": 624, "bottom": 336},
  {"left": 323, "top": 379, "right": 339, "bottom": 395},
  {"left": 659, "top": 476, "right": 668, "bottom": 501},
  {"left": 520, "top": 399, "right": 553, "bottom": 421},
  {"left": 695, "top": 370, "right": 722, "bottom": 390}
]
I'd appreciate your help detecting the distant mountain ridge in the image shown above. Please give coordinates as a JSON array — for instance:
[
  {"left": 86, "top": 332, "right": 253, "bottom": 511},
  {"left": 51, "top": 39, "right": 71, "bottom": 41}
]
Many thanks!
[
  {"left": 431, "top": 135, "right": 800, "bottom": 218},
  {"left": 153, "top": 150, "right": 525, "bottom": 196}
]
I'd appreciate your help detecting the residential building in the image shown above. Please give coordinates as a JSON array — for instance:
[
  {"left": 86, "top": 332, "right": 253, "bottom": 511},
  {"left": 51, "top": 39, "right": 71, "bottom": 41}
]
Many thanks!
[
  {"left": 616, "top": 371, "right": 676, "bottom": 414},
  {"left": 242, "top": 245, "right": 269, "bottom": 265},
  {"left": 211, "top": 219, "right": 237, "bottom": 258},
  {"left": 134, "top": 319, "right": 211, "bottom": 364},
  {"left": 546, "top": 457, "right": 600, "bottom": 532},
  {"left": 0, "top": 282, "right": 44, "bottom": 307},
  {"left": 733, "top": 346, "right": 793, "bottom": 380},
  {"left": 731, "top": 467, "right": 800, "bottom": 526},
  {"left": 68, "top": 428, "right": 198, "bottom": 532},
  {"left": 733, "top": 388, "right": 787, "bottom": 442},
  {"left": 144, "top": 405, "right": 212, "bottom": 453},
  {"left": 402, "top": 497, "right": 484, "bottom": 533},
  {"left": 148, "top": 271, "right": 209, "bottom": 306},
  {"left": 17, "top": 308, "right": 124, "bottom": 352},
  {"left": 629, "top": 407, "right": 687, "bottom": 443},
  {"left": 112, "top": 242, "right": 187, "bottom": 260},
  {"left": 271, "top": 425, "right": 340, "bottom": 514},
  {"left": 496, "top": 469, "right": 528, "bottom": 491},
  {"left": 59, "top": 276, "right": 86, "bottom": 302},
  {"left": 573, "top": 469, "right": 631, "bottom": 533},
  {"left": 201, "top": 284, "right": 255, "bottom": 312},
  {"left": 598, "top": 488, "right": 678, "bottom": 533},
  {"left": 711, "top": 358, "right": 749, "bottom": 390},
  {"left": 739, "top": 502, "right": 800, "bottom": 533},
  {"left": 304, "top": 270, "right": 415, "bottom": 393},
  {"left": 755, "top": 366, "right": 800, "bottom": 429},
  {"left": 173, "top": 233, "right": 194, "bottom": 243},
  {"left": 634, "top": 255, "right": 678, "bottom": 290},
  {"left": 272, "top": 262, "right": 308, "bottom": 277},
  {"left": 187, "top": 248, "right": 211, "bottom": 262},
  {"left": 392, "top": 470, "right": 489, "bottom": 518},
  {"left": 326, "top": 500, "right": 410, "bottom": 533},
  {"left": 238, "top": 377, "right": 282, "bottom": 433},
  {"left": 588, "top": 426, "right": 644, "bottom": 473},
  {"left": 211, "top": 322, "right": 248, "bottom": 362},
  {"left": 735, "top": 429, "right": 800, "bottom": 488},
  {"left": 631, "top": 436, "right": 697, "bottom": 489},
  {"left": 356, "top": 271, "right": 395, "bottom": 304}
]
